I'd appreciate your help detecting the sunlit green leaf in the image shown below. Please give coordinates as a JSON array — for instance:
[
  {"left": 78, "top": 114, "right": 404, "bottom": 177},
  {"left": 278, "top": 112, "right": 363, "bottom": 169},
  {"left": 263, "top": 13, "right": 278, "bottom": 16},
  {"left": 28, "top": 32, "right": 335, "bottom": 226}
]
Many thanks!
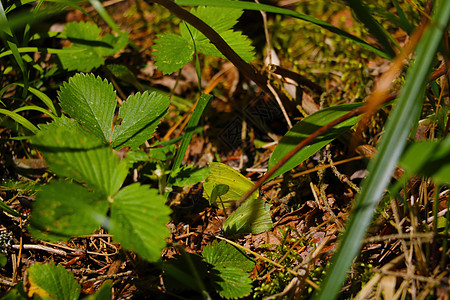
[
  {"left": 203, "top": 162, "right": 259, "bottom": 207},
  {"left": 223, "top": 198, "right": 273, "bottom": 236},
  {"left": 58, "top": 73, "right": 116, "bottom": 143},
  {"left": 27, "top": 262, "right": 81, "bottom": 300},
  {"left": 111, "top": 91, "right": 170, "bottom": 150}
]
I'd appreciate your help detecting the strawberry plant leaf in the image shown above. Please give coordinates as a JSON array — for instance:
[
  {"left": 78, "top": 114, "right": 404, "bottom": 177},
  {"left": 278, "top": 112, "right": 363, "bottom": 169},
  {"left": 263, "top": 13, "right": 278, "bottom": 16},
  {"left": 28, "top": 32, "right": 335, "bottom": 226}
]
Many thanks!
[
  {"left": 29, "top": 180, "right": 108, "bottom": 242},
  {"left": 111, "top": 91, "right": 170, "bottom": 150},
  {"left": 58, "top": 73, "right": 116, "bottom": 143},
  {"left": 152, "top": 33, "right": 194, "bottom": 74},
  {"left": 58, "top": 21, "right": 128, "bottom": 71},
  {"left": 153, "top": 6, "right": 254, "bottom": 74},
  {"left": 223, "top": 198, "right": 273, "bottom": 236},
  {"left": 27, "top": 262, "right": 81, "bottom": 300},
  {"left": 203, "top": 241, "right": 254, "bottom": 299},
  {"left": 110, "top": 184, "right": 171, "bottom": 262},
  {"left": 31, "top": 117, "right": 127, "bottom": 196},
  {"left": 268, "top": 103, "right": 363, "bottom": 180}
]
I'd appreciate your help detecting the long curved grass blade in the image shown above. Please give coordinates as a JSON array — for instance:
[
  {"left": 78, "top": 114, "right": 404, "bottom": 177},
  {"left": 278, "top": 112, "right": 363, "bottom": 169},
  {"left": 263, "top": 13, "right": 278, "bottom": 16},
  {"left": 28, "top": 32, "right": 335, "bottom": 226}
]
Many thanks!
[
  {"left": 314, "top": 1, "right": 450, "bottom": 299},
  {"left": 345, "top": 0, "right": 397, "bottom": 56},
  {"left": 3, "top": 83, "right": 58, "bottom": 115},
  {"left": 13, "top": 106, "right": 57, "bottom": 119},
  {"left": 0, "top": 47, "right": 83, "bottom": 58},
  {"left": 0, "top": 1, "right": 29, "bottom": 96},
  {"left": 88, "top": 0, "right": 123, "bottom": 34},
  {"left": 168, "top": 93, "right": 213, "bottom": 183},
  {"left": 175, "top": 0, "right": 391, "bottom": 59},
  {"left": 0, "top": 108, "right": 38, "bottom": 133}
]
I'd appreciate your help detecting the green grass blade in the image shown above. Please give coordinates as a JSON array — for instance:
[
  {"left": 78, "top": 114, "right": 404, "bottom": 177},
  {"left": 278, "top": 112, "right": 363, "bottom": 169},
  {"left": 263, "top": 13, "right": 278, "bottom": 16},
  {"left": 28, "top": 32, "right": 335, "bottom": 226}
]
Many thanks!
[
  {"left": 88, "top": 0, "right": 122, "bottom": 34},
  {"left": 314, "top": 1, "right": 450, "bottom": 299},
  {"left": 175, "top": 0, "right": 392, "bottom": 59},
  {"left": 0, "top": 108, "right": 38, "bottom": 133},
  {"left": 391, "top": 0, "right": 413, "bottom": 34},
  {"left": 169, "top": 93, "right": 213, "bottom": 183},
  {"left": 345, "top": 0, "right": 397, "bottom": 56},
  {"left": 0, "top": 1, "right": 29, "bottom": 96},
  {"left": 13, "top": 106, "right": 57, "bottom": 119},
  {"left": 0, "top": 47, "right": 83, "bottom": 58},
  {"left": 8, "top": 83, "right": 58, "bottom": 115}
]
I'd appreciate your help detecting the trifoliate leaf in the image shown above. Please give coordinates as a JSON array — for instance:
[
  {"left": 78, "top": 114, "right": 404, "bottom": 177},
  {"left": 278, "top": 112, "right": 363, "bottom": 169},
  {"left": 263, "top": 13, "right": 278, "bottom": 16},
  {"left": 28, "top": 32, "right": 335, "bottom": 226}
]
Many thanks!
[
  {"left": 110, "top": 184, "right": 171, "bottom": 262},
  {"left": 31, "top": 117, "right": 127, "bottom": 196},
  {"left": 111, "top": 91, "right": 170, "bottom": 150},
  {"left": 152, "top": 33, "right": 194, "bottom": 74},
  {"left": 203, "top": 162, "right": 259, "bottom": 208},
  {"left": 169, "top": 165, "right": 210, "bottom": 187},
  {"left": 58, "top": 21, "right": 128, "bottom": 71},
  {"left": 223, "top": 198, "right": 273, "bottom": 236},
  {"left": 203, "top": 241, "right": 254, "bottom": 299},
  {"left": 58, "top": 73, "right": 116, "bottom": 143},
  {"left": 29, "top": 180, "right": 108, "bottom": 242},
  {"left": 153, "top": 6, "right": 254, "bottom": 74},
  {"left": 27, "top": 262, "right": 81, "bottom": 300}
]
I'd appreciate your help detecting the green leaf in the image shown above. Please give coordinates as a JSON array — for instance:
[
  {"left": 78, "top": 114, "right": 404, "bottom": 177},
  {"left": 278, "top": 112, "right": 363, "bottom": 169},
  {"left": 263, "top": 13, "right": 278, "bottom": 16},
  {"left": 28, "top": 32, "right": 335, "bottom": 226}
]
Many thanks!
[
  {"left": 111, "top": 91, "right": 170, "bottom": 150},
  {"left": 31, "top": 117, "right": 127, "bottom": 196},
  {"left": 223, "top": 198, "right": 273, "bottom": 236},
  {"left": 58, "top": 73, "right": 116, "bottom": 143},
  {"left": 83, "top": 281, "right": 112, "bottom": 300},
  {"left": 29, "top": 180, "right": 108, "bottom": 241},
  {"left": 315, "top": 1, "right": 450, "bottom": 299},
  {"left": 0, "top": 254, "right": 6, "bottom": 268},
  {"left": 181, "top": 6, "right": 254, "bottom": 62},
  {"left": 58, "top": 21, "right": 128, "bottom": 71},
  {"left": 0, "top": 108, "right": 39, "bottom": 133},
  {"left": 202, "top": 162, "right": 259, "bottom": 208},
  {"left": 169, "top": 165, "right": 210, "bottom": 187},
  {"left": 1, "top": 282, "right": 27, "bottom": 300},
  {"left": 209, "top": 184, "right": 229, "bottom": 206},
  {"left": 268, "top": 103, "right": 363, "bottom": 180},
  {"left": 152, "top": 33, "right": 194, "bottom": 74},
  {"left": 110, "top": 184, "right": 171, "bottom": 262},
  {"left": 175, "top": 0, "right": 391, "bottom": 59},
  {"left": 399, "top": 137, "right": 450, "bottom": 184},
  {"left": 27, "top": 262, "right": 81, "bottom": 300},
  {"left": 153, "top": 6, "right": 254, "bottom": 74},
  {"left": 203, "top": 241, "right": 254, "bottom": 299}
]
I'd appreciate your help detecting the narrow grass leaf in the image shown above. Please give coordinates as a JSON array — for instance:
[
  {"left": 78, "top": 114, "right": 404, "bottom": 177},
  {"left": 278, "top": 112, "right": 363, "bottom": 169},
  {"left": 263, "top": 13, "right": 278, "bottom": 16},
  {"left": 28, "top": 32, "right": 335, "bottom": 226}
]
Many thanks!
[
  {"left": 345, "top": 0, "right": 397, "bottom": 56},
  {"left": 268, "top": 103, "right": 363, "bottom": 181},
  {"left": 315, "top": 2, "right": 450, "bottom": 299},
  {"left": 110, "top": 184, "right": 171, "bottom": 262},
  {"left": 0, "top": 108, "right": 38, "bottom": 133},
  {"left": 169, "top": 93, "right": 212, "bottom": 180}
]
